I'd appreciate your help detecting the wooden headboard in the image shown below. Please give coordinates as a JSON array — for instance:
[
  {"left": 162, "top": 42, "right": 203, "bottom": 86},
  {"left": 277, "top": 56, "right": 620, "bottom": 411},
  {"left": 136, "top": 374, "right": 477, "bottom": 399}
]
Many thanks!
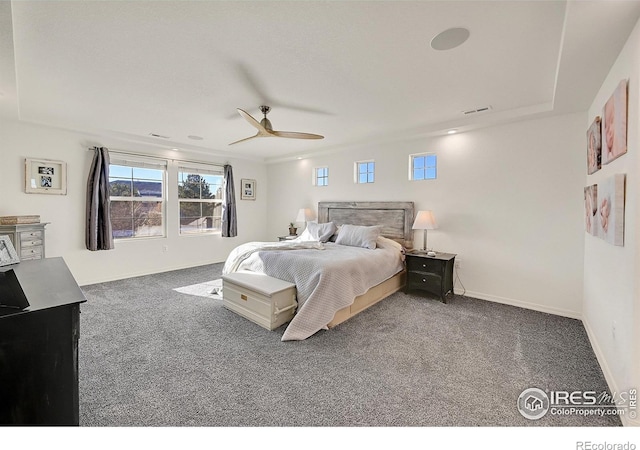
[{"left": 317, "top": 201, "right": 415, "bottom": 248}]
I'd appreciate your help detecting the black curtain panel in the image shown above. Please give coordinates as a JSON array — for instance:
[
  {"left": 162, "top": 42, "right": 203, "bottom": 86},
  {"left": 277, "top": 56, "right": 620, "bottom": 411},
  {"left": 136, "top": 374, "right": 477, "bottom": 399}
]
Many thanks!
[
  {"left": 86, "top": 147, "right": 114, "bottom": 251},
  {"left": 221, "top": 164, "right": 237, "bottom": 237}
]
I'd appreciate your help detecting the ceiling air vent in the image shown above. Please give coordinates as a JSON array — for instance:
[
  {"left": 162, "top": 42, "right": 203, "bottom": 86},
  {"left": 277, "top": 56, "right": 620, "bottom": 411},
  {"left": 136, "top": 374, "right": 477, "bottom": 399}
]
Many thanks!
[
  {"left": 149, "top": 133, "right": 170, "bottom": 139},
  {"left": 462, "top": 106, "right": 492, "bottom": 115}
]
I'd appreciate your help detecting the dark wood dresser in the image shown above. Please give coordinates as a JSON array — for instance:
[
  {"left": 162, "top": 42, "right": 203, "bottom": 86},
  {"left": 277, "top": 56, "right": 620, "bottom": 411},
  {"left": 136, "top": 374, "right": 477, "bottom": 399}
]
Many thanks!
[{"left": 0, "top": 258, "right": 86, "bottom": 426}]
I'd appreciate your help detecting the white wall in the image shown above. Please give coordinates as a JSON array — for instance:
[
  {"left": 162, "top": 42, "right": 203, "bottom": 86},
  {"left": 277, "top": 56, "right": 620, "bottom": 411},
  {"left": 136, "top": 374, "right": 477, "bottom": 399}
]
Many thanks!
[
  {"left": 267, "top": 112, "right": 586, "bottom": 318},
  {"left": 583, "top": 16, "right": 640, "bottom": 427},
  {"left": 0, "top": 118, "right": 269, "bottom": 285}
]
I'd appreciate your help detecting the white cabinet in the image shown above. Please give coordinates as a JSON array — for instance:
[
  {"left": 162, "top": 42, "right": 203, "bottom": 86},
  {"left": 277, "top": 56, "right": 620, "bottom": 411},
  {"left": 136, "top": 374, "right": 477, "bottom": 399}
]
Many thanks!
[{"left": 0, "top": 223, "right": 48, "bottom": 261}]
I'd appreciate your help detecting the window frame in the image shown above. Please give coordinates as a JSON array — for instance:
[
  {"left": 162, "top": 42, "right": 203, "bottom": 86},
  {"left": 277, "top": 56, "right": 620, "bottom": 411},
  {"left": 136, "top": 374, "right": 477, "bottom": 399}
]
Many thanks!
[
  {"left": 354, "top": 160, "right": 375, "bottom": 184},
  {"left": 409, "top": 152, "right": 437, "bottom": 181},
  {"left": 177, "top": 165, "right": 225, "bottom": 236},
  {"left": 108, "top": 156, "right": 167, "bottom": 241},
  {"left": 313, "top": 166, "right": 329, "bottom": 186}
]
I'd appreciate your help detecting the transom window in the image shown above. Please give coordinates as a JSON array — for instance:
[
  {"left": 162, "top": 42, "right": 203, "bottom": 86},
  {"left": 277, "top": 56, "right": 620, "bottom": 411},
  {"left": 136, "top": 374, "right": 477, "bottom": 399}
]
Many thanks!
[
  {"left": 410, "top": 153, "right": 437, "bottom": 180},
  {"left": 109, "top": 158, "right": 166, "bottom": 239},
  {"left": 178, "top": 166, "right": 224, "bottom": 235},
  {"left": 314, "top": 167, "right": 329, "bottom": 186},
  {"left": 355, "top": 160, "right": 375, "bottom": 184}
]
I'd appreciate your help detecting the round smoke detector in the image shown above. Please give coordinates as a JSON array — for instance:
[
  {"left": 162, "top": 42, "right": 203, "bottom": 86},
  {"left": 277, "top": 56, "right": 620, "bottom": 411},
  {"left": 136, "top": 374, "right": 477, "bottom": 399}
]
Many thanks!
[{"left": 430, "top": 27, "right": 470, "bottom": 51}]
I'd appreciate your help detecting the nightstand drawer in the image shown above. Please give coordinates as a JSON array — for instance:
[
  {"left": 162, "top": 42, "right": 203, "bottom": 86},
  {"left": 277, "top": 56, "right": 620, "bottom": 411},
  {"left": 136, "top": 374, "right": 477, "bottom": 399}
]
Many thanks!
[
  {"left": 407, "top": 256, "right": 442, "bottom": 274},
  {"left": 407, "top": 272, "right": 441, "bottom": 289}
]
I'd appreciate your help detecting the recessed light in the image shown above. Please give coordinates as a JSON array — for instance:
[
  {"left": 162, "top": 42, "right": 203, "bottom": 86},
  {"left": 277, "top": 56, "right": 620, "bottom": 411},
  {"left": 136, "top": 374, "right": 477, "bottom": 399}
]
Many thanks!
[
  {"left": 447, "top": 129, "right": 457, "bottom": 135},
  {"left": 431, "top": 27, "right": 470, "bottom": 51},
  {"left": 188, "top": 135, "right": 203, "bottom": 141}
]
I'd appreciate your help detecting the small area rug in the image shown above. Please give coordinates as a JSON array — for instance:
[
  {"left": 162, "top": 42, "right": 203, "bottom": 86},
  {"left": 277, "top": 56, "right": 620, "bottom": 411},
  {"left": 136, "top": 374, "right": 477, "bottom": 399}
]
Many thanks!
[{"left": 173, "top": 278, "right": 222, "bottom": 299}]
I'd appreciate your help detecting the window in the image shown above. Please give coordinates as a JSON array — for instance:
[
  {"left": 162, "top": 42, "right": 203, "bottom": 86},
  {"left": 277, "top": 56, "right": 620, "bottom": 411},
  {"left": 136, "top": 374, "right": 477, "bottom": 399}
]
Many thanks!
[
  {"left": 314, "top": 167, "right": 329, "bottom": 186},
  {"left": 355, "top": 160, "right": 375, "bottom": 184},
  {"left": 178, "top": 166, "right": 224, "bottom": 235},
  {"left": 109, "top": 157, "right": 166, "bottom": 239},
  {"left": 410, "top": 153, "right": 437, "bottom": 180}
]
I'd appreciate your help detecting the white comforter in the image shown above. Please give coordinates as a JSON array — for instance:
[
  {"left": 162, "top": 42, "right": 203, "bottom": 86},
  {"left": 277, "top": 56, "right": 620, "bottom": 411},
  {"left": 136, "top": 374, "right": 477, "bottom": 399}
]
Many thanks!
[{"left": 222, "top": 238, "right": 404, "bottom": 341}]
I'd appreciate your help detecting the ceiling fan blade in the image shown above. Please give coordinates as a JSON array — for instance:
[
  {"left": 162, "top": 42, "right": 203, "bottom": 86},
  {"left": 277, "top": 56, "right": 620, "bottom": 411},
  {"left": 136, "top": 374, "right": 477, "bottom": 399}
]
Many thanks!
[
  {"left": 271, "top": 130, "right": 324, "bottom": 140},
  {"left": 229, "top": 133, "right": 262, "bottom": 145},
  {"left": 237, "top": 108, "right": 270, "bottom": 134},
  {"left": 230, "top": 62, "right": 333, "bottom": 117}
]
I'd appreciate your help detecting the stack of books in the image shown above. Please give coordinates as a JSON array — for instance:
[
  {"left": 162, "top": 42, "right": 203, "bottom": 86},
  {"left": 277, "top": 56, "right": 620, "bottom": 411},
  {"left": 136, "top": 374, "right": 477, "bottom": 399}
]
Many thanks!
[{"left": 0, "top": 215, "right": 40, "bottom": 225}]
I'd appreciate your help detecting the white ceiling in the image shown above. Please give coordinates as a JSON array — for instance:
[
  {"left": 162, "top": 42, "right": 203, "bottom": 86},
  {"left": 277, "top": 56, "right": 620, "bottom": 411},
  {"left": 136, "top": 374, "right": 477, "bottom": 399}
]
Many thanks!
[{"left": 2, "top": 1, "right": 640, "bottom": 162}]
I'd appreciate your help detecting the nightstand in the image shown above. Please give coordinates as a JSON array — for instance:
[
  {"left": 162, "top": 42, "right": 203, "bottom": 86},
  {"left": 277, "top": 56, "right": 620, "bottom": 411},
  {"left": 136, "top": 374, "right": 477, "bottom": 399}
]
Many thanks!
[
  {"left": 404, "top": 251, "right": 456, "bottom": 303},
  {"left": 278, "top": 235, "right": 298, "bottom": 241}
]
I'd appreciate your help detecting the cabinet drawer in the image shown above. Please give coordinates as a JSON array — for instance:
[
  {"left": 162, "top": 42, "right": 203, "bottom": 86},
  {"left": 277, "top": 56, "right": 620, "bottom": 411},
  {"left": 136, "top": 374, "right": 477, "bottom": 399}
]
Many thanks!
[
  {"left": 407, "top": 256, "right": 442, "bottom": 274},
  {"left": 20, "top": 230, "right": 43, "bottom": 241},
  {"left": 21, "top": 246, "right": 43, "bottom": 260},
  {"left": 407, "top": 271, "right": 441, "bottom": 287},
  {"left": 20, "top": 238, "right": 43, "bottom": 248}
]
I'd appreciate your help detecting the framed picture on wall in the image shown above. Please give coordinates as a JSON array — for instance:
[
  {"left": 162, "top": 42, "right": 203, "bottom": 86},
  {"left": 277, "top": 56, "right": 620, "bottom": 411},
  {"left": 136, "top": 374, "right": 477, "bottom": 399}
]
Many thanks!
[
  {"left": 25, "top": 158, "right": 67, "bottom": 195},
  {"left": 597, "top": 173, "right": 626, "bottom": 246},
  {"left": 586, "top": 116, "right": 601, "bottom": 175},
  {"left": 241, "top": 179, "right": 256, "bottom": 200},
  {"left": 584, "top": 184, "right": 598, "bottom": 236},
  {"left": 601, "top": 79, "right": 628, "bottom": 165}
]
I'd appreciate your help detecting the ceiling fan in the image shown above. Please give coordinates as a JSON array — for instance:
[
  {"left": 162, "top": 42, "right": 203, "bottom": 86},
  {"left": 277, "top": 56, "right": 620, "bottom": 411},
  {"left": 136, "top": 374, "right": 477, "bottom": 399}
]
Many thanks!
[{"left": 229, "top": 105, "right": 324, "bottom": 145}]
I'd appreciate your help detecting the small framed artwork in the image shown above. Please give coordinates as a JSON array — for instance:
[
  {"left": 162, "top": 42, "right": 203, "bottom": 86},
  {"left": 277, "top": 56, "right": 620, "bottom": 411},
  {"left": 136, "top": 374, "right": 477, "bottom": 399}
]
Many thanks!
[
  {"left": 241, "top": 179, "right": 256, "bottom": 200},
  {"left": 602, "top": 79, "right": 628, "bottom": 165},
  {"left": 586, "top": 116, "right": 601, "bottom": 175},
  {"left": 25, "top": 158, "right": 67, "bottom": 195},
  {"left": 584, "top": 184, "right": 598, "bottom": 236},
  {"left": 597, "top": 173, "right": 626, "bottom": 246},
  {"left": 0, "top": 235, "right": 20, "bottom": 267}
]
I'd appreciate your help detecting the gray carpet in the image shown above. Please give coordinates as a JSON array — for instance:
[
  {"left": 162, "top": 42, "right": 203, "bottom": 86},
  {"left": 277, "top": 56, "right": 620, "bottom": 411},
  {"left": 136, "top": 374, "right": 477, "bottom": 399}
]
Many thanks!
[{"left": 78, "top": 263, "right": 620, "bottom": 427}]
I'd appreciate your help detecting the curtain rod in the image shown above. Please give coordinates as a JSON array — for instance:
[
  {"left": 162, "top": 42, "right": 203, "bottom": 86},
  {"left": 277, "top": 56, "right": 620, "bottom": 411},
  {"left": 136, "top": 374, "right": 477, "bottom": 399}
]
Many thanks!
[{"left": 87, "top": 147, "right": 229, "bottom": 167}]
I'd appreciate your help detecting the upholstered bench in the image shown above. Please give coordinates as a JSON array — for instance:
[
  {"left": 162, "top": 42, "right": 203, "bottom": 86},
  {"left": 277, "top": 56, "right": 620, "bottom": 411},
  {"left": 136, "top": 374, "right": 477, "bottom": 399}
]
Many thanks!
[{"left": 222, "top": 271, "right": 297, "bottom": 330}]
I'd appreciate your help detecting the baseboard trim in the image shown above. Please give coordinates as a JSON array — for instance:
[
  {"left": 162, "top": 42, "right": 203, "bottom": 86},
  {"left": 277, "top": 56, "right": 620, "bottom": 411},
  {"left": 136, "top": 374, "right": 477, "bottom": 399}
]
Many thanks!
[
  {"left": 455, "top": 289, "right": 582, "bottom": 320},
  {"left": 582, "top": 316, "right": 639, "bottom": 427},
  {"left": 78, "top": 259, "right": 223, "bottom": 286}
]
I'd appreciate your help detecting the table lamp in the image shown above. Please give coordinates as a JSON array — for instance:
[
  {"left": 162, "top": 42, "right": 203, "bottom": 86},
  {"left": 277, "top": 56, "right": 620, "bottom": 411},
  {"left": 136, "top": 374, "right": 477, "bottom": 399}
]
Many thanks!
[
  {"left": 412, "top": 210, "right": 438, "bottom": 253},
  {"left": 296, "top": 208, "right": 315, "bottom": 227}
]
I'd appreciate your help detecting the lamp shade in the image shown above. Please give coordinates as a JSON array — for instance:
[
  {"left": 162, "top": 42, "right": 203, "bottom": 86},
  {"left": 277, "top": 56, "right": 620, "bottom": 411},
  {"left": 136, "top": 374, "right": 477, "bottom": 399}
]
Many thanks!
[
  {"left": 412, "top": 210, "right": 438, "bottom": 230},
  {"left": 296, "top": 208, "right": 315, "bottom": 223}
]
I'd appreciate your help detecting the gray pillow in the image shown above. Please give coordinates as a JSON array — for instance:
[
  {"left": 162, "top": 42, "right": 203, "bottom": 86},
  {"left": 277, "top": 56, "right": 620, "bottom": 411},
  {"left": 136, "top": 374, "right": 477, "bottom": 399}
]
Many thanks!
[
  {"left": 334, "top": 224, "right": 381, "bottom": 250},
  {"left": 306, "top": 221, "right": 337, "bottom": 243}
]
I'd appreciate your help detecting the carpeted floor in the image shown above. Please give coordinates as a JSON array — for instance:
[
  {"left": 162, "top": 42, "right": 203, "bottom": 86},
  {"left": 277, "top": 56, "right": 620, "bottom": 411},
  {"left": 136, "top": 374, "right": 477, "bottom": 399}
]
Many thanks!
[{"left": 78, "top": 263, "right": 620, "bottom": 427}]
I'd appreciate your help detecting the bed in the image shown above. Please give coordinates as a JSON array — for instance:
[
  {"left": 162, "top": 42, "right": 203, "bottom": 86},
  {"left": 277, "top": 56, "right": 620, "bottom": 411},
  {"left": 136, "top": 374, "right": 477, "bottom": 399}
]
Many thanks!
[{"left": 222, "top": 201, "right": 414, "bottom": 340}]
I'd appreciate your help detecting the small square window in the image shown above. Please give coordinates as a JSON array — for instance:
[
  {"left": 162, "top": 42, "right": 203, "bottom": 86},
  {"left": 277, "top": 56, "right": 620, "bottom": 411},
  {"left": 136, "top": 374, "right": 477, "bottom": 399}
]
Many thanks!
[
  {"left": 314, "top": 167, "right": 329, "bottom": 186},
  {"left": 409, "top": 153, "right": 437, "bottom": 181},
  {"left": 355, "top": 161, "right": 375, "bottom": 184}
]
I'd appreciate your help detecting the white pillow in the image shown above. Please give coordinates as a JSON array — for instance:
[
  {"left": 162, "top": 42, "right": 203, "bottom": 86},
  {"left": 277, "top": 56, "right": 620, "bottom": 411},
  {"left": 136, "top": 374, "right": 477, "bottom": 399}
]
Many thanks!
[
  {"left": 306, "top": 221, "right": 337, "bottom": 243},
  {"left": 297, "top": 221, "right": 337, "bottom": 243},
  {"left": 335, "top": 224, "right": 381, "bottom": 250},
  {"left": 376, "top": 235, "right": 403, "bottom": 252}
]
